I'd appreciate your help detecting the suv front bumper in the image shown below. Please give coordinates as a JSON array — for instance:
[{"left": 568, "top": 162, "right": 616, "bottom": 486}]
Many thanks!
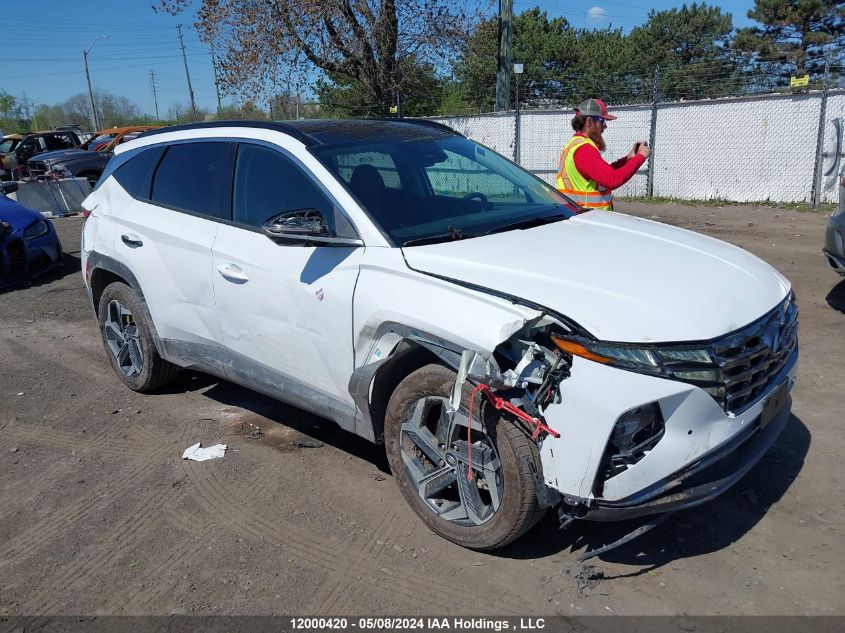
[{"left": 538, "top": 350, "right": 797, "bottom": 519}]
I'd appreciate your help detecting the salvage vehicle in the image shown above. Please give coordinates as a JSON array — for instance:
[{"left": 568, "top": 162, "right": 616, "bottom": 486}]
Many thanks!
[
  {"left": 824, "top": 174, "right": 845, "bottom": 275},
  {"left": 0, "top": 181, "right": 62, "bottom": 288},
  {"left": 80, "top": 120, "right": 798, "bottom": 551},
  {"left": 1, "top": 130, "right": 81, "bottom": 179},
  {"left": 0, "top": 135, "right": 23, "bottom": 180},
  {"left": 27, "top": 126, "right": 159, "bottom": 187}
]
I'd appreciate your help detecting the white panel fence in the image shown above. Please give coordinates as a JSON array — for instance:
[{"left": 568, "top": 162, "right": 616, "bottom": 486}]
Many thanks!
[{"left": 434, "top": 89, "right": 845, "bottom": 205}]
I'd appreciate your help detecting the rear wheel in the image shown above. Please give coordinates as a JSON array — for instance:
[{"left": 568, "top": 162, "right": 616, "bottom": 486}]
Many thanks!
[
  {"left": 98, "top": 282, "right": 178, "bottom": 392},
  {"left": 384, "top": 364, "right": 544, "bottom": 550}
]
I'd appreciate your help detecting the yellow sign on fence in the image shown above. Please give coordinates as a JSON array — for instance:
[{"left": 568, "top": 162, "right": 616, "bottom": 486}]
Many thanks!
[
  {"left": 389, "top": 105, "right": 398, "bottom": 114},
  {"left": 790, "top": 75, "right": 810, "bottom": 88}
]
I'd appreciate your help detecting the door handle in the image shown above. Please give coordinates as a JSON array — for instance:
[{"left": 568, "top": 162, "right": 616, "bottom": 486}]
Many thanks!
[
  {"left": 216, "top": 263, "right": 249, "bottom": 283},
  {"left": 120, "top": 234, "right": 143, "bottom": 248}
]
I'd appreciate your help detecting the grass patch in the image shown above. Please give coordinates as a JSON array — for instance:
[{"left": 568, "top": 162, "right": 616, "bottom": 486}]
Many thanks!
[{"left": 618, "top": 195, "right": 836, "bottom": 213}]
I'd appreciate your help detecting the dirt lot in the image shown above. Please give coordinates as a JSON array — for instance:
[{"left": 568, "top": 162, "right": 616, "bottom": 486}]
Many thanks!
[{"left": 0, "top": 203, "right": 843, "bottom": 617}]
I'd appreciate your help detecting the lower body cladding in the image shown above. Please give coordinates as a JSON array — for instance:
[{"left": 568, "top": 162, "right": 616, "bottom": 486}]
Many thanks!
[{"left": 537, "top": 355, "right": 796, "bottom": 521}]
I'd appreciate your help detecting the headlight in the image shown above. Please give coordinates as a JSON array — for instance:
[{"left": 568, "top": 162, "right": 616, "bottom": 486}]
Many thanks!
[
  {"left": 551, "top": 334, "right": 720, "bottom": 391},
  {"left": 23, "top": 219, "right": 50, "bottom": 239},
  {"left": 50, "top": 164, "right": 73, "bottom": 179},
  {"left": 551, "top": 334, "right": 713, "bottom": 372}
]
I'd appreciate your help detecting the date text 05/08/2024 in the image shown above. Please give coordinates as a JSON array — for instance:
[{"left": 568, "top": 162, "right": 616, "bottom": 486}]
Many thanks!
[{"left": 289, "top": 617, "right": 547, "bottom": 630}]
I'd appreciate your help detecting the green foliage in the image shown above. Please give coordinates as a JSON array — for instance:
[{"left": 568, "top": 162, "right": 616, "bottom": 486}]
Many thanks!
[
  {"left": 734, "top": 0, "right": 845, "bottom": 78},
  {"left": 628, "top": 4, "right": 741, "bottom": 100},
  {"left": 448, "top": 4, "right": 738, "bottom": 114},
  {"left": 317, "top": 58, "right": 443, "bottom": 118}
]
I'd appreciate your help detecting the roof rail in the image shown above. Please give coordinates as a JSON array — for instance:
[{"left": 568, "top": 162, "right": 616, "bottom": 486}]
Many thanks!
[{"left": 136, "top": 120, "right": 316, "bottom": 145}]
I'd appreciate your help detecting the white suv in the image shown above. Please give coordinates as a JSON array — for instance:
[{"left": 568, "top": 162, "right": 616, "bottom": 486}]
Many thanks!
[{"left": 81, "top": 120, "right": 798, "bottom": 551}]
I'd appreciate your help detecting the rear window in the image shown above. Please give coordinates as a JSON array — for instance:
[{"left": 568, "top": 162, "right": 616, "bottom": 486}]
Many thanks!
[
  {"left": 150, "top": 142, "right": 232, "bottom": 219},
  {"left": 113, "top": 146, "right": 165, "bottom": 197}
]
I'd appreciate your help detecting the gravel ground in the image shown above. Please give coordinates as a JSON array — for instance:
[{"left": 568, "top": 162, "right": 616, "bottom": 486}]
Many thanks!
[{"left": 0, "top": 203, "right": 842, "bottom": 616}]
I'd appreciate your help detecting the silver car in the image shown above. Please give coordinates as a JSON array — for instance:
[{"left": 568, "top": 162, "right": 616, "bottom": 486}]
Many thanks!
[{"left": 825, "top": 174, "right": 845, "bottom": 275}]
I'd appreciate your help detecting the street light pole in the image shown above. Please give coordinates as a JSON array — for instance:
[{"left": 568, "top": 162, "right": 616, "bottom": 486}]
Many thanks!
[{"left": 83, "top": 35, "right": 108, "bottom": 131}]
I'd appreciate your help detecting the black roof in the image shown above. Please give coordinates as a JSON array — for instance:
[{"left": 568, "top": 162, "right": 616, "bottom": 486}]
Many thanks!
[{"left": 137, "top": 118, "right": 462, "bottom": 146}]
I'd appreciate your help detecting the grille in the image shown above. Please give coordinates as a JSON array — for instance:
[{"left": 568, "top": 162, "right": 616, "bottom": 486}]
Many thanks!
[
  {"left": 28, "top": 161, "right": 48, "bottom": 179},
  {"left": 711, "top": 295, "right": 798, "bottom": 413}
]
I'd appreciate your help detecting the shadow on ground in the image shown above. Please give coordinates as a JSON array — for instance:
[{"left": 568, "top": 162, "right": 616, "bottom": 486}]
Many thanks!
[
  {"left": 162, "top": 370, "right": 391, "bottom": 473},
  {"left": 0, "top": 250, "right": 81, "bottom": 295},
  {"left": 497, "top": 413, "right": 810, "bottom": 573},
  {"left": 826, "top": 279, "right": 845, "bottom": 313}
]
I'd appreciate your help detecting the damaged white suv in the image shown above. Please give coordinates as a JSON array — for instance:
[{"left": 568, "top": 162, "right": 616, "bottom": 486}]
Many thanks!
[{"left": 81, "top": 120, "right": 798, "bottom": 551}]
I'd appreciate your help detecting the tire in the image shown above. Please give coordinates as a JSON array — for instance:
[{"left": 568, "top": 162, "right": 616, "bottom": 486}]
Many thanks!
[
  {"left": 97, "top": 281, "right": 179, "bottom": 392},
  {"left": 385, "top": 363, "right": 545, "bottom": 550}
]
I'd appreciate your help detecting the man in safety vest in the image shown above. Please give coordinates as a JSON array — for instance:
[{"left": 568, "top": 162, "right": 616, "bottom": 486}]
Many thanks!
[{"left": 556, "top": 98, "right": 650, "bottom": 211}]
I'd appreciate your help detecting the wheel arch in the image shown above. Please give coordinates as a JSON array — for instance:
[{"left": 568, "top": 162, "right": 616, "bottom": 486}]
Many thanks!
[
  {"left": 349, "top": 327, "right": 465, "bottom": 444},
  {"left": 87, "top": 252, "right": 165, "bottom": 356}
]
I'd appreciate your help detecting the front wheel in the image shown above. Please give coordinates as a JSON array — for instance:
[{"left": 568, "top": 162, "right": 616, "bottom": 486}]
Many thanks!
[{"left": 384, "top": 364, "right": 545, "bottom": 550}]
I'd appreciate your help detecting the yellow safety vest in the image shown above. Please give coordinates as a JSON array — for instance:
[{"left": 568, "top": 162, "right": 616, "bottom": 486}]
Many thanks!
[{"left": 556, "top": 136, "right": 613, "bottom": 210}]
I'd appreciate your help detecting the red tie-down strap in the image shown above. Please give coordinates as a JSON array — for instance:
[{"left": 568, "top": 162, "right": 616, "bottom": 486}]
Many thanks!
[{"left": 465, "top": 383, "right": 560, "bottom": 481}]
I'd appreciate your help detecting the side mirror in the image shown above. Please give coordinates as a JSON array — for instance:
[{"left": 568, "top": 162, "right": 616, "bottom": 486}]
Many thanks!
[
  {"left": 0, "top": 181, "right": 18, "bottom": 195},
  {"left": 261, "top": 208, "right": 363, "bottom": 247}
]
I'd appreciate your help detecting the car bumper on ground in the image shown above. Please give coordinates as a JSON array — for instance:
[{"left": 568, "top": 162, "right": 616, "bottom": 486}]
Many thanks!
[{"left": 825, "top": 214, "right": 845, "bottom": 275}]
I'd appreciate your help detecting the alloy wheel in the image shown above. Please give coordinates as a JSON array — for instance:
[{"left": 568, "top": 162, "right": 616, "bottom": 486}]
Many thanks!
[
  {"left": 104, "top": 299, "right": 144, "bottom": 378},
  {"left": 399, "top": 396, "right": 504, "bottom": 526}
]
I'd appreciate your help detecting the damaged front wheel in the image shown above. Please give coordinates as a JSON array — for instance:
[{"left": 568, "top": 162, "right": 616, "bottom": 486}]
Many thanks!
[{"left": 385, "top": 364, "right": 545, "bottom": 550}]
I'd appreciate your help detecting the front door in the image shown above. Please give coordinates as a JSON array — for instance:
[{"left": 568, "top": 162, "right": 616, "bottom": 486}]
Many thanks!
[{"left": 212, "top": 142, "right": 364, "bottom": 421}]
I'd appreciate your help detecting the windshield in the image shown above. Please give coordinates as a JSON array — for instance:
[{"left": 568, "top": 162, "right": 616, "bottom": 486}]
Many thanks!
[
  {"left": 311, "top": 135, "right": 580, "bottom": 246},
  {"left": 84, "top": 134, "right": 114, "bottom": 150}
]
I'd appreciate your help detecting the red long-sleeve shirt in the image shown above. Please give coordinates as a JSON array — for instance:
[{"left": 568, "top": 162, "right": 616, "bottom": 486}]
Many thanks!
[{"left": 571, "top": 134, "right": 645, "bottom": 190}]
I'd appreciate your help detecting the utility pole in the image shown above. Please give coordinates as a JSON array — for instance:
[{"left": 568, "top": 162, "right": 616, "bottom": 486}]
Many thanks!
[
  {"left": 149, "top": 70, "right": 160, "bottom": 121},
  {"left": 812, "top": 55, "right": 831, "bottom": 207},
  {"left": 210, "top": 40, "right": 222, "bottom": 113},
  {"left": 82, "top": 36, "right": 107, "bottom": 131},
  {"left": 494, "top": 0, "right": 513, "bottom": 112},
  {"left": 177, "top": 24, "right": 198, "bottom": 121}
]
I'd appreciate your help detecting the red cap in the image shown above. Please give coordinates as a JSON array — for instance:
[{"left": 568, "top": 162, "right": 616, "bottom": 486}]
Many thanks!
[{"left": 575, "top": 98, "right": 618, "bottom": 120}]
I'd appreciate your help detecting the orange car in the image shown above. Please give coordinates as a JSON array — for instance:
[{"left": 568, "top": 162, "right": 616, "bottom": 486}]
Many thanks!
[{"left": 78, "top": 126, "right": 160, "bottom": 153}]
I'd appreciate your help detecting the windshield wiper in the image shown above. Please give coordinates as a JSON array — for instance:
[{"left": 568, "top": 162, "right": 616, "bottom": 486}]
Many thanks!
[
  {"left": 485, "top": 214, "right": 568, "bottom": 235},
  {"left": 402, "top": 226, "right": 476, "bottom": 247}
]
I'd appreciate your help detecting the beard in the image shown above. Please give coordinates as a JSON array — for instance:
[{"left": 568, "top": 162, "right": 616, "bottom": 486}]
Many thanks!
[{"left": 588, "top": 127, "right": 606, "bottom": 152}]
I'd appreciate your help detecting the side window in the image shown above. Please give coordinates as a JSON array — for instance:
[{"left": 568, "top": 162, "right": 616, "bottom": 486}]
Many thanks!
[
  {"left": 425, "top": 149, "right": 526, "bottom": 202},
  {"left": 113, "top": 146, "right": 165, "bottom": 197},
  {"left": 335, "top": 151, "right": 400, "bottom": 189},
  {"left": 150, "top": 142, "right": 232, "bottom": 219},
  {"left": 232, "top": 143, "right": 356, "bottom": 237}
]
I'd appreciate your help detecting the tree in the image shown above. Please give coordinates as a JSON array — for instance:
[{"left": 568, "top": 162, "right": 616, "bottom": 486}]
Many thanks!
[
  {"left": 317, "top": 56, "right": 442, "bottom": 117},
  {"left": 155, "top": 0, "right": 477, "bottom": 114},
  {"left": 734, "top": 0, "right": 845, "bottom": 79},
  {"left": 628, "top": 3, "right": 739, "bottom": 100},
  {"left": 454, "top": 9, "right": 577, "bottom": 112}
]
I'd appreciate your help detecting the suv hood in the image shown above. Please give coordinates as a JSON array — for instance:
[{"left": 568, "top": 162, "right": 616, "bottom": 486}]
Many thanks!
[
  {"left": 29, "top": 149, "right": 94, "bottom": 164},
  {"left": 401, "top": 211, "right": 790, "bottom": 343}
]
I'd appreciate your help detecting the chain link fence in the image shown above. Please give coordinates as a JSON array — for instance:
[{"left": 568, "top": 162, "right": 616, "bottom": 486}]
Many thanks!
[{"left": 431, "top": 61, "right": 845, "bottom": 205}]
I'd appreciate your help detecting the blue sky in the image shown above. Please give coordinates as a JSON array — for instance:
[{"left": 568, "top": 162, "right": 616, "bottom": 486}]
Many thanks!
[{"left": 2, "top": 0, "right": 759, "bottom": 119}]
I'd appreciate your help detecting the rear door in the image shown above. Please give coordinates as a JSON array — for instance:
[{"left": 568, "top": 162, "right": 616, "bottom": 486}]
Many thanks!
[
  {"left": 211, "top": 141, "right": 364, "bottom": 416},
  {"left": 110, "top": 140, "right": 235, "bottom": 361}
]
